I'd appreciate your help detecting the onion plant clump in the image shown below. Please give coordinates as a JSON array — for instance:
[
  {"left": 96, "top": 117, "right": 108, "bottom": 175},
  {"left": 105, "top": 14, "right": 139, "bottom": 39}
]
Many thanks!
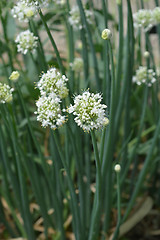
[{"left": 0, "top": 1, "right": 160, "bottom": 240}]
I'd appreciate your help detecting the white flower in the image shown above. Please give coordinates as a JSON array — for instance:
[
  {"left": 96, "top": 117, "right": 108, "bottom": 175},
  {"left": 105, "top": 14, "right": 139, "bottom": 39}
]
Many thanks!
[
  {"left": 24, "top": 0, "right": 50, "bottom": 8},
  {"left": 70, "top": 58, "right": 83, "bottom": 73},
  {"left": 132, "top": 66, "right": 156, "bottom": 87},
  {"left": 153, "top": 7, "right": 160, "bottom": 24},
  {"left": 68, "top": 6, "right": 93, "bottom": 30},
  {"left": 68, "top": 90, "right": 109, "bottom": 132},
  {"left": 133, "top": 9, "right": 154, "bottom": 32},
  {"left": 15, "top": 30, "right": 38, "bottom": 54},
  {"left": 11, "top": 1, "right": 36, "bottom": 22},
  {"left": 35, "top": 93, "right": 66, "bottom": 129},
  {"left": 37, "top": 68, "right": 69, "bottom": 99},
  {"left": 0, "top": 83, "right": 14, "bottom": 103}
]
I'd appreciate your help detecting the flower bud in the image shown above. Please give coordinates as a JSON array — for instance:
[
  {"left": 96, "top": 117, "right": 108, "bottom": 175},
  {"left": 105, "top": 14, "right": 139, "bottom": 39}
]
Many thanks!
[
  {"left": 101, "top": 29, "right": 112, "bottom": 40},
  {"left": 9, "top": 71, "right": 20, "bottom": 82},
  {"left": 114, "top": 164, "right": 121, "bottom": 173},
  {"left": 144, "top": 51, "right": 150, "bottom": 58}
]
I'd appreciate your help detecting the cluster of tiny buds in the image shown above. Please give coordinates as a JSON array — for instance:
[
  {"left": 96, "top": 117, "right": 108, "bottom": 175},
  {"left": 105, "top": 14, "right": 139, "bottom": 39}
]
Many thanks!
[
  {"left": 36, "top": 68, "right": 68, "bottom": 99},
  {"left": 11, "top": 1, "right": 36, "bottom": 22},
  {"left": 35, "top": 67, "right": 69, "bottom": 130},
  {"left": 0, "top": 83, "right": 14, "bottom": 104},
  {"left": 15, "top": 30, "right": 38, "bottom": 55},
  {"left": 68, "top": 90, "right": 109, "bottom": 132},
  {"left": 68, "top": 6, "right": 93, "bottom": 30},
  {"left": 133, "top": 7, "right": 160, "bottom": 32},
  {"left": 132, "top": 66, "right": 156, "bottom": 87}
]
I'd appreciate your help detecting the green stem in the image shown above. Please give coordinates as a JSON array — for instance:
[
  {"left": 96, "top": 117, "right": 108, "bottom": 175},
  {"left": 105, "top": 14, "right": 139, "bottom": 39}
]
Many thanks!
[
  {"left": 3, "top": 105, "right": 35, "bottom": 240},
  {"left": 115, "top": 3, "right": 123, "bottom": 103},
  {"left": 112, "top": 168, "right": 121, "bottom": 240},
  {"left": 76, "top": 0, "right": 100, "bottom": 91},
  {"left": 53, "top": 130, "right": 82, "bottom": 240},
  {"left": 1, "top": 14, "right": 14, "bottom": 71},
  {"left": 88, "top": 130, "right": 101, "bottom": 240},
  {"left": 38, "top": 9, "right": 64, "bottom": 73}
]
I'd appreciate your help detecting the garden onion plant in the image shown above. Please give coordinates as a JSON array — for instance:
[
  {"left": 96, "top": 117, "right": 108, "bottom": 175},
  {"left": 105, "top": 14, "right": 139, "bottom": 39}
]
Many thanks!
[{"left": 0, "top": 0, "right": 160, "bottom": 239}]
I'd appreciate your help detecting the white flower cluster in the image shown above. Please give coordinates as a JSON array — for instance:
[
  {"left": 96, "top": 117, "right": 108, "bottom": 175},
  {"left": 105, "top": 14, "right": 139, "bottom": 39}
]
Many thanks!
[
  {"left": 68, "top": 90, "right": 109, "bottom": 132},
  {"left": 11, "top": 1, "right": 36, "bottom": 22},
  {"left": 0, "top": 83, "right": 14, "bottom": 104},
  {"left": 15, "top": 30, "right": 38, "bottom": 54},
  {"left": 153, "top": 7, "right": 160, "bottom": 24},
  {"left": 35, "top": 68, "right": 68, "bottom": 129},
  {"left": 35, "top": 93, "right": 65, "bottom": 129},
  {"left": 24, "top": 0, "right": 50, "bottom": 8},
  {"left": 70, "top": 58, "right": 83, "bottom": 73},
  {"left": 68, "top": 6, "right": 93, "bottom": 30},
  {"left": 133, "top": 7, "right": 160, "bottom": 32},
  {"left": 37, "top": 68, "right": 68, "bottom": 99},
  {"left": 133, "top": 9, "right": 154, "bottom": 32},
  {"left": 132, "top": 66, "right": 156, "bottom": 87}
]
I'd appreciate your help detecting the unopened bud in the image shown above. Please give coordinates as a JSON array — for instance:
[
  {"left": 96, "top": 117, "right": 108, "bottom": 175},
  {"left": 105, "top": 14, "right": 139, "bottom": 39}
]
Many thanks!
[
  {"left": 144, "top": 51, "right": 150, "bottom": 58},
  {"left": 9, "top": 71, "right": 20, "bottom": 82},
  {"left": 101, "top": 29, "right": 112, "bottom": 40},
  {"left": 114, "top": 164, "right": 121, "bottom": 173}
]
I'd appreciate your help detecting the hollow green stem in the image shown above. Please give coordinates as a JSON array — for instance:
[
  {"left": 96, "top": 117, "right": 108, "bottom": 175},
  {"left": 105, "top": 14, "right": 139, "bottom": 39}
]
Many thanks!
[
  {"left": 112, "top": 168, "right": 121, "bottom": 240},
  {"left": 76, "top": 0, "right": 100, "bottom": 91},
  {"left": 88, "top": 130, "right": 102, "bottom": 240},
  {"left": 53, "top": 130, "right": 82, "bottom": 240},
  {"left": 38, "top": 9, "right": 64, "bottom": 73}
]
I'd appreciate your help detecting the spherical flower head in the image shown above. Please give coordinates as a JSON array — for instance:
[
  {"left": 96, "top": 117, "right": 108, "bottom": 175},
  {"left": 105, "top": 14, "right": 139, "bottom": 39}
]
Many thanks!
[
  {"left": 70, "top": 58, "right": 83, "bottom": 73},
  {"left": 24, "top": 0, "right": 50, "bottom": 8},
  {"left": 11, "top": 1, "right": 36, "bottom": 22},
  {"left": 153, "top": 7, "right": 160, "bottom": 24},
  {"left": 114, "top": 164, "right": 121, "bottom": 173},
  {"left": 68, "top": 6, "right": 93, "bottom": 30},
  {"left": 0, "top": 83, "right": 14, "bottom": 103},
  {"left": 9, "top": 71, "right": 20, "bottom": 82},
  {"left": 37, "top": 68, "right": 69, "bottom": 99},
  {"left": 68, "top": 90, "right": 109, "bottom": 132},
  {"left": 35, "top": 93, "right": 66, "bottom": 129},
  {"left": 101, "top": 29, "right": 112, "bottom": 40},
  {"left": 132, "top": 66, "right": 156, "bottom": 87},
  {"left": 15, "top": 30, "right": 38, "bottom": 55},
  {"left": 133, "top": 9, "right": 154, "bottom": 32}
]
